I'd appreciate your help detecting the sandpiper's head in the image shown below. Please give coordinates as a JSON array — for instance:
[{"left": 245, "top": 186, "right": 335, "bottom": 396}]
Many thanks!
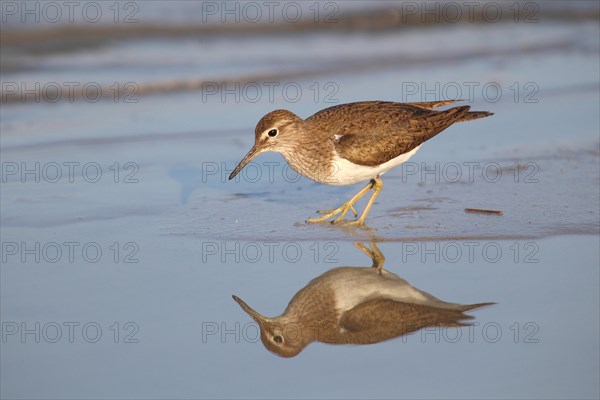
[
  {"left": 232, "top": 295, "right": 307, "bottom": 358},
  {"left": 229, "top": 110, "right": 302, "bottom": 180}
]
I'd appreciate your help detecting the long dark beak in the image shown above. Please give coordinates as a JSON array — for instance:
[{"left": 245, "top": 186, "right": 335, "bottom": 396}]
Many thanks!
[
  {"left": 232, "top": 295, "right": 269, "bottom": 323},
  {"left": 229, "top": 145, "right": 263, "bottom": 180}
]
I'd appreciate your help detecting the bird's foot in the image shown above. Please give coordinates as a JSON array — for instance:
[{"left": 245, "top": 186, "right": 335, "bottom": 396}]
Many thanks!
[
  {"left": 306, "top": 178, "right": 378, "bottom": 226},
  {"left": 316, "top": 205, "right": 358, "bottom": 218},
  {"left": 306, "top": 202, "right": 358, "bottom": 224},
  {"left": 333, "top": 218, "right": 367, "bottom": 228}
]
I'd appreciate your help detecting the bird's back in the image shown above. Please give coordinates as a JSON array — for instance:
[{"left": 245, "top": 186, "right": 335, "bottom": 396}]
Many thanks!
[
  {"left": 306, "top": 101, "right": 492, "bottom": 167},
  {"left": 307, "top": 100, "right": 491, "bottom": 130},
  {"left": 306, "top": 101, "right": 433, "bottom": 138}
]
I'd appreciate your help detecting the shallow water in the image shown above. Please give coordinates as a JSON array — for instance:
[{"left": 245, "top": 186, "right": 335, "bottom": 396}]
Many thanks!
[{"left": 1, "top": 3, "right": 599, "bottom": 399}]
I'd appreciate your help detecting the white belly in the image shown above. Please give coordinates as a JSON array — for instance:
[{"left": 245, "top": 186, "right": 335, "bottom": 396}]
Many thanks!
[{"left": 326, "top": 145, "right": 420, "bottom": 186}]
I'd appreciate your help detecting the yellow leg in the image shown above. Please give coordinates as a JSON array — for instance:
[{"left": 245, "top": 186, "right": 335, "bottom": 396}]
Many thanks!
[
  {"left": 306, "top": 179, "right": 374, "bottom": 224},
  {"left": 345, "top": 176, "right": 383, "bottom": 227},
  {"left": 306, "top": 176, "right": 383, "bottom": 226}
]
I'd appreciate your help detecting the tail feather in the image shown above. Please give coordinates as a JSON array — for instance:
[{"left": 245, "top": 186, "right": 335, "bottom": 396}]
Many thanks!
[
  {"left": 459, "top": 302, "right": 496, "bottom": 312},
  {"left": 408, "top": 99, "right": 464, "bottom": 109},
  {"left": 459, "top": 111, "right": 494, "bottom": 122},
  {"left": 409, "top": 100, "right": 494, "bottom": 122},
  {"left": 425, "top": 105, "right": 472, "bottom": 125},
  {"left": 426, "top": 303, "right": 491, "bottom": 328},
  {"left": 435, "top": 302, "right": 495, "bottom": 328}
]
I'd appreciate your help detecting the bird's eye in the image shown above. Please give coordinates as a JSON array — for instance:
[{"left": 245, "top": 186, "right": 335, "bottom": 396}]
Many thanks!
[
  {"left": 273, "top": 335, "right": 283, "bottom": 344},
  {"left": 268, "top": 129, "right": 278, "bottom": 137}
]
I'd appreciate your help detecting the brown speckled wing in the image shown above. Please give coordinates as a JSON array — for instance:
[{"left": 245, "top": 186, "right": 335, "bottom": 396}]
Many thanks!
[
  {"left": 319, "top": 103, "right": 472, "bottom": 166},
  {"left": 335, "top": 298, "right": 474, "bottom": 344},
  {"left": 307, "top": 101, "right": 429, "bottom": 136}
]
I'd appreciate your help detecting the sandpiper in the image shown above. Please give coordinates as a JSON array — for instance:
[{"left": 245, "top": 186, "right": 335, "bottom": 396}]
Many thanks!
[
  {"left": 229, "top": 100, "right": 493, "bottom": 226},
  {"left": 232, "top": 243, "right": 493, "bottom": 357}
]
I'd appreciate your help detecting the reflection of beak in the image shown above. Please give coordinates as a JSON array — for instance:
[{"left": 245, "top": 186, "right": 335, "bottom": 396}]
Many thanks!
[
  {"left": 229, "top": 145, "right": 263, "bottom": 180},
  {"left": 232, "top": 295, "right": 269, "bottom": 324}
]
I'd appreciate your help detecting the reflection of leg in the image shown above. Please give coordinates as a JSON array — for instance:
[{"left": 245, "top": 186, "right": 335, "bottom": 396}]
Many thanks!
[
  {"left": 355, "top": 242, "right": 385, "bottom": 274},
  {"left": 306, "top": 179, "right": 374, "bottom": 224}
]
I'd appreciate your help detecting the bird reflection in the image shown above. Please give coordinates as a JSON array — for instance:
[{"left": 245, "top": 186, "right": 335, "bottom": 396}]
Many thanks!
[{"left": 233, "top": 243, "right": 493, "bottom": 357}]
